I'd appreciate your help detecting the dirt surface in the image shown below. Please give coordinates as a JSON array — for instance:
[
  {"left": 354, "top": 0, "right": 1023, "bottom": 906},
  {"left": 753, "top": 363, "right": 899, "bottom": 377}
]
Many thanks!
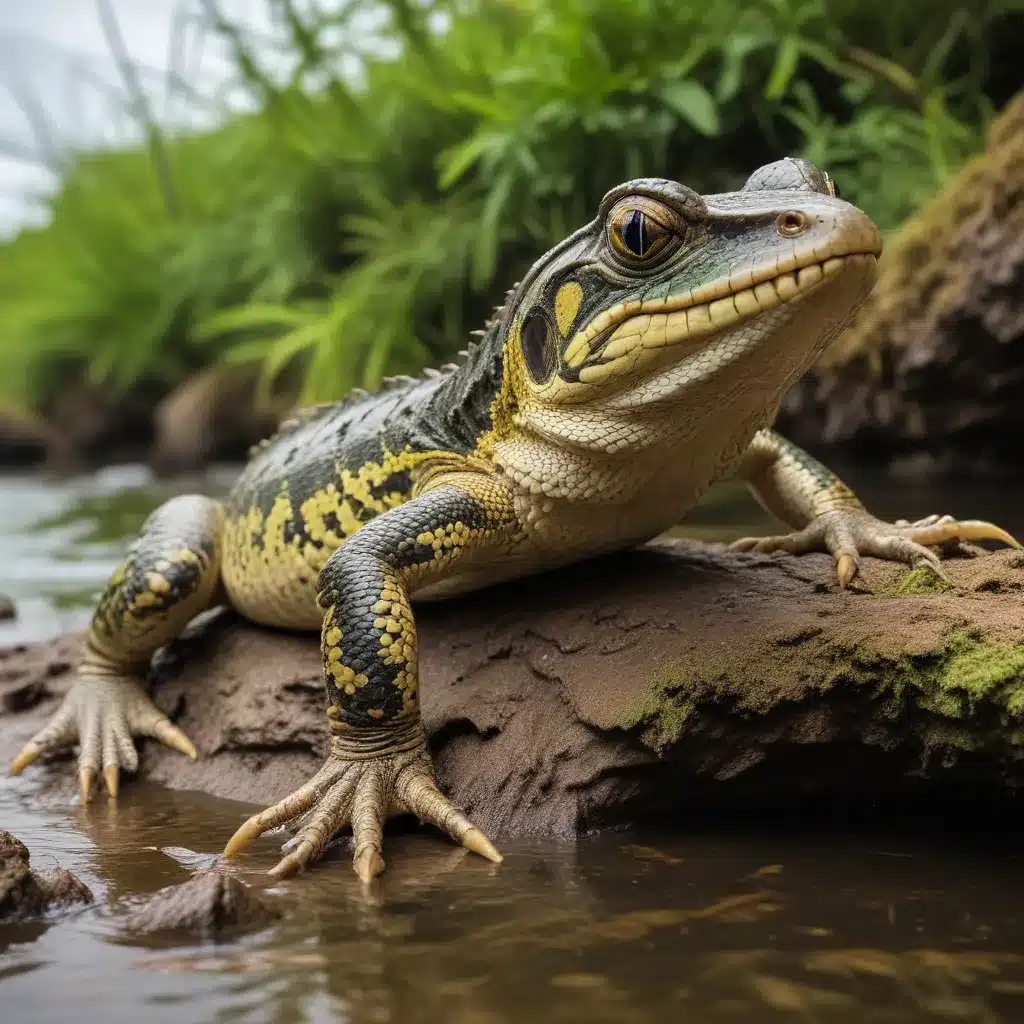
[
  {"left": 0, "top": 829, "right": 92, "bottom": 921},
  {"left": 2, "top": 540, "right": 1024, "bottom": 838}
]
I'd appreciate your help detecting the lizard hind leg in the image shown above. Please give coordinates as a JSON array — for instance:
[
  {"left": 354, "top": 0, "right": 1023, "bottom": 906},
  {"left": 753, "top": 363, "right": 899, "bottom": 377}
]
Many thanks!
[{"left": 9, "top": 494, "right": 224, "bottom": 802}]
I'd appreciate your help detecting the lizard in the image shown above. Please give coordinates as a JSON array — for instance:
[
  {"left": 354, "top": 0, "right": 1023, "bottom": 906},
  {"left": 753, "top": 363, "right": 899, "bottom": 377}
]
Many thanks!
[{"left": 9, "top": 158, "right": 1019, "bottom": 885}]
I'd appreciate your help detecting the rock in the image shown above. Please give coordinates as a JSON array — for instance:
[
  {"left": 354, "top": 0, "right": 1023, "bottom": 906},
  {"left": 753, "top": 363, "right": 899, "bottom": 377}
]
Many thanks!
[
  {"left": 0, "top": 407, "right": 51, "bottom": 468},
  {"left": 125, "top": 868, "right": 281, "bottom": 934},
  {"left": 0, "top": 829, "right": 92, "bottom": 921},
  {"left": 41, "top": 375, "right": 159, "bottom": 471},
  {"left": 151, "top": 366, "right": 285, "bottom": 474},
  {"left": 0, "top": 594, "right": 13, "bottom": 621},
  {"left": 34, "top": 867, "right": 94, "bottom": 909},
  {"left": 779, "top": 90, "right": 1024, "bottom": 478},
  {"left": 2, "top": 542, "right": 1024, "bottom": 837}
]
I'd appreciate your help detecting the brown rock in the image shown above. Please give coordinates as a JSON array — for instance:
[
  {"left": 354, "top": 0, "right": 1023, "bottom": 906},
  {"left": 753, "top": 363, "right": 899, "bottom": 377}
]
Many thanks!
[
  {"left": 0, "top": 407, "right": 51, "bottom": 468},
  {"left": 44, "top": 376, "right": 158, "bottom": 470},
  {"left": 0, "top": 829, "right": 92, "bottom": 921},
  {"left": 3, "top": 541, "right": 1024, "bottom": 838},
  {"left": 125, "top": 868, "right": 281, "bottom": 934},
  {"left": 779, "top": 90, "right": 1024, "bottom": 478},
  {"left": 151, "top": 366, "right": 285, "bottom": 474},
  {"left": 34, "top": 867, "right": 94, "bottom": 908},
  {"left": 0, "top": 594, "right": 13, "bottom": 621}
]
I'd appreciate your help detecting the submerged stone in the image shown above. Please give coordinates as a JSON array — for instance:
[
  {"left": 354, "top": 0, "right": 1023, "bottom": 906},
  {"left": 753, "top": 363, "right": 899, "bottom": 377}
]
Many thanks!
[{"left": 126, "top": 869, "right": 282, "bottom": 935}]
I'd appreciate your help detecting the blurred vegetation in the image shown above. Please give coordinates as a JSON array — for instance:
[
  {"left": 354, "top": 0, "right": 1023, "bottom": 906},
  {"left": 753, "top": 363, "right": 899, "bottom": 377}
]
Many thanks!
[{"left": 0, "top": 0, "right": 1020, "bottom": 416}]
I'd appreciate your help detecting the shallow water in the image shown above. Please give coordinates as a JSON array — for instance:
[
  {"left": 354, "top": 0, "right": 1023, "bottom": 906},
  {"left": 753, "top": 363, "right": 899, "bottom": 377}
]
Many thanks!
[{"left": 3, "top": 463, "right": 1024, "bottom": 1023}]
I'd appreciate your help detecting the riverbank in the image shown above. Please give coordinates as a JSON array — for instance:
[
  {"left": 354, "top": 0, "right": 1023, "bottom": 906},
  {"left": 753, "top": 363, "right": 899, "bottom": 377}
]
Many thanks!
[{"left": 4, "top": 541, "right": 1024, "bottom": 836}]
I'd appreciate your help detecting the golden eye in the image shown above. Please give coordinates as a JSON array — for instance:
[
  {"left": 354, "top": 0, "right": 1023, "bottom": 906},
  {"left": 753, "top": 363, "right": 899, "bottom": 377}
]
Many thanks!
[{"left": 608, "top": 200, "right": 678, "bottom": 265}]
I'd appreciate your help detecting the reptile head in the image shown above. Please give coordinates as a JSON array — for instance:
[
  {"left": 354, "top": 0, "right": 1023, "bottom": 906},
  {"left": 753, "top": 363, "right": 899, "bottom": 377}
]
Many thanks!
[{"left": 499, "top": 157, "right": 881, "bottom": 443}]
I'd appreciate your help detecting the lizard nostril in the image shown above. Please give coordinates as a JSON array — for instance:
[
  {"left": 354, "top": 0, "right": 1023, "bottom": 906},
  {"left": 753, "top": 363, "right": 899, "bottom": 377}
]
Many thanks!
[{"left": 776, "top": 211, "right": 810, "bottom": 238}]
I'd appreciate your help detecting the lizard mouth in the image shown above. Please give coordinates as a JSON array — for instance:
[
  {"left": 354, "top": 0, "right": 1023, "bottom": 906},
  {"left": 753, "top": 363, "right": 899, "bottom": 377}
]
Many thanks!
[{"left": 562, "top": 249, "right": 879, "bottom": 384}]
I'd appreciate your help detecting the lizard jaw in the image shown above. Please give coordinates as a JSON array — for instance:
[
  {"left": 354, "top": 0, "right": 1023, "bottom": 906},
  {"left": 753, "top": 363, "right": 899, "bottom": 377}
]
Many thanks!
[{"left": 566, "top": 251, "right": 878, "bottom": 386}]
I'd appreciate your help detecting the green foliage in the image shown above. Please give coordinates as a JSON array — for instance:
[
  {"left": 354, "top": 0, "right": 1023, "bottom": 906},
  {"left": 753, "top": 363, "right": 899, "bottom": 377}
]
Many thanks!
[{"left": 0, "top": 0, "right": 1019, "bottom": 411}]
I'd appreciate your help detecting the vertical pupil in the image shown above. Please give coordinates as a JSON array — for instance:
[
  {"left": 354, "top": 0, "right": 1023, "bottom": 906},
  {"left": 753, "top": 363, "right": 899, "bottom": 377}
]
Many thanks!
[
  {"left": 623, "top": 210, "right": 647, "bottom": 256},
  {"left": 521, "top": 310, "right": 551, "bottom": 382}
]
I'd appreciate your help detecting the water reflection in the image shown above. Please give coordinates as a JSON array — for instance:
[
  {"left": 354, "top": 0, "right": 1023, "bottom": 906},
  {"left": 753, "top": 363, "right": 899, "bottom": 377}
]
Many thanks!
[{"left": 4, "top": 777, "right": 1024, "bottom": 1023}]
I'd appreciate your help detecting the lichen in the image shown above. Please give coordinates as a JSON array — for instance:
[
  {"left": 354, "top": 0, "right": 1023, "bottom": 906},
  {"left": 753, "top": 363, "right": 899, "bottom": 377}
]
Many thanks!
[{"left": 878, "top": 565, "right": 953, "bottom": 596}]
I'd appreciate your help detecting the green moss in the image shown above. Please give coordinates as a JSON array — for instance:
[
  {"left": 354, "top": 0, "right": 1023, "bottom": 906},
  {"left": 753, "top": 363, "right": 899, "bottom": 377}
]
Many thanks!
[
  {"left": 619, "top": 669, "right": 697, "bottom": 752},
  {"left": 878, "top": 565, "right": 953, "bottom": 596},
  {"left": 623, "top": 626, "right": 1024, "bottom": 755}
]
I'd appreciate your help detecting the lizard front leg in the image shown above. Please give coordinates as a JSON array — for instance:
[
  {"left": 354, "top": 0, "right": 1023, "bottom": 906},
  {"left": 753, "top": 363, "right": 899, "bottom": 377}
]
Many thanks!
[
  {"left": 9, "top": 495, "right": 220, "bottom": 800},
  {"left": 730, "top": 429, "right": 1020, "bottom": 586},
  {"left": 223, "top": 473, "right": 518, "bottom": 883}
]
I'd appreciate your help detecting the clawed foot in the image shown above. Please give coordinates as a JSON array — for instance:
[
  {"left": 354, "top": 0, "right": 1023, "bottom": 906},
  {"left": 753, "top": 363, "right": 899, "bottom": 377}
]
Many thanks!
[
  {"left": 9, "top": 675, "right": 197, "bottom": 802},
  {"left": 730, "top": 510, "right": 1021, "bottom": 587},
  {"left": 223, "top": 729, "right": 501, "bottom": 884}
]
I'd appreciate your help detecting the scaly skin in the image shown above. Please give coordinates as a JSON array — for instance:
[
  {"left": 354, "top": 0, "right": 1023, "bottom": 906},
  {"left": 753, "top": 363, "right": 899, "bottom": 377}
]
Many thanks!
[{"left": 11, "top": 158, "right": 1019, "bottom": 885}]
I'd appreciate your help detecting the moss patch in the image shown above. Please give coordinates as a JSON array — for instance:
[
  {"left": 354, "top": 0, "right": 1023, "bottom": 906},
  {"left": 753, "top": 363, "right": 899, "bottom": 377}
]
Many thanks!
[
  {"left": 879, "top": 565, "right": 953, "bottom": 596},
  {"left": 619, "top": 669, "right": 697, "bottom": 752},
  {"left": 624, "top": 627, "right": 1024, "bottom": 758}
]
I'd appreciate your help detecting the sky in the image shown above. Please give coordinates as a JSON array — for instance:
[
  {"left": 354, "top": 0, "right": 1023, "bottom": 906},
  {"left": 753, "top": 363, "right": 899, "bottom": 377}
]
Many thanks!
[{"left": 0, "top": 0, "right": 271, "bottom": 236}]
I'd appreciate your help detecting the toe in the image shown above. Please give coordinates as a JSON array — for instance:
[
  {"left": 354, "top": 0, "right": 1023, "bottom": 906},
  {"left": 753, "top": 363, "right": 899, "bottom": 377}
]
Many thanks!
[
  {"left": 397, "top": 771, "right": 503, "bottom": 864},
  {"left": 350, "top": 771, "right": 387, "bottom": 884},
  {"left": 268, "top": 773, "right": 359, "bottom": 880},
  {"left": 10, "top": 704, "right": 77, "bottom": 775},
  {"left": 224, "top": 760, "right": 347, "bottom": 859},
  {"left": 135, "top": 708, "right": 198, "bottom": 760}
]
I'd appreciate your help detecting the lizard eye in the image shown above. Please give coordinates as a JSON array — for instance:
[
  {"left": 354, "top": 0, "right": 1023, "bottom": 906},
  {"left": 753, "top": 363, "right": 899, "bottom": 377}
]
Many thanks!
[
  {"left": 622, "top": 210, "right": 649, "bottom": 256},
  {"left": 520, "top": 308, "right": 555, "bottom": 384},
  {"left": 608, "top": 199, "right": 678, "bottom": 266}
]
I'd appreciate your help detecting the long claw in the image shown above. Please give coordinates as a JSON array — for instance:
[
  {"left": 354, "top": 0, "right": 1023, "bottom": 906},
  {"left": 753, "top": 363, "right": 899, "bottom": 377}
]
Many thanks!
[
  {"left": 353, "top": 847, "right": 385, "bottom": 884},
  {"left": 150, "top": 719, "right": 198, "bottom": 760},
  {"left": 103, "top": 763, "right": 120, "bottom": 799},
  {"left": 10, "top": 743, "right": 43, "bottom": 776},
  {"left": 462, "top": 827, "right": 503, "bottom": 864},
  {"left": 79, "top": 766, "right": 97, "bottom": 804},
  {"left": 224, "top": 783, "right": 323, "bottom": 858},
  {"left": 836, "top": 554, "right": 858, "bottom": 588},
  {"left": 909, "top": 521, "right": 1022, "bottom": 550}
]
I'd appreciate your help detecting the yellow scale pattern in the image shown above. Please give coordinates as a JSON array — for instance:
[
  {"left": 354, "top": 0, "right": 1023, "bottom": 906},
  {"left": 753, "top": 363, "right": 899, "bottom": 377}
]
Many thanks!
[{"left": 222, "top": 448, "right": 453, "bottom": 629}]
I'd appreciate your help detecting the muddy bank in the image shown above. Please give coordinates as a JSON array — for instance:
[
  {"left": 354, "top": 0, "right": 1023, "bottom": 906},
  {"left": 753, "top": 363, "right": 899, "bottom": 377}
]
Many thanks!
[
  {"left": 778, "top": 91, "right": 1024, "bottom": 479},
  {"left": 2, "top": 540, "right": 1024, "bottom": 836}
]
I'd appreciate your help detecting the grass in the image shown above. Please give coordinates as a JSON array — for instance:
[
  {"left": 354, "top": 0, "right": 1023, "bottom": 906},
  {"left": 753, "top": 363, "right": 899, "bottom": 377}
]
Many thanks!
[{"left": 0, "top": 0, "right": 1019, "bottom": 416}]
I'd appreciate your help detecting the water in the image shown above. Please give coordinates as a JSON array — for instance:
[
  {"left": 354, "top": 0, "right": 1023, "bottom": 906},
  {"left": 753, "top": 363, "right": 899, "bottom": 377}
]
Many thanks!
[{"left": 3, "top": 464, "right": 1024, "bottom": 1023}]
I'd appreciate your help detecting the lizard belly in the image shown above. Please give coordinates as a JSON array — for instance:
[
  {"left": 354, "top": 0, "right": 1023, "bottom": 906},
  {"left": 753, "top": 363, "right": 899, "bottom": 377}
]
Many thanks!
[{"left": 220, "top": 518, "right": 331, "bottom": 631}]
